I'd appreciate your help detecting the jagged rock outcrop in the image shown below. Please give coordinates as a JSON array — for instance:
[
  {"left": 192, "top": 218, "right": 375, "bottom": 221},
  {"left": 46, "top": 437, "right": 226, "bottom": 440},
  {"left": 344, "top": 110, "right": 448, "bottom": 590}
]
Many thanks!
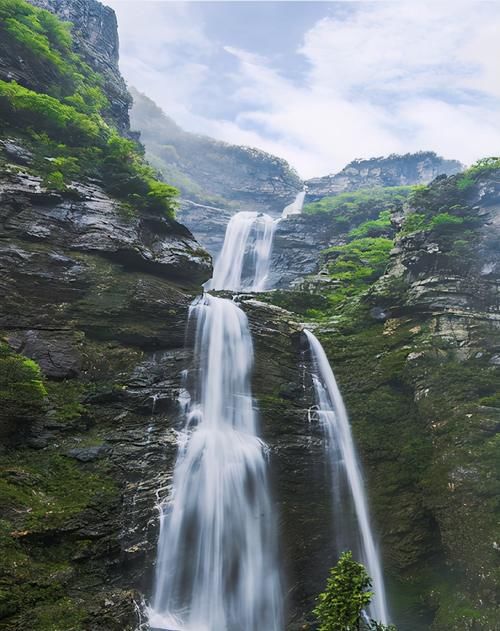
[
  {"left": 305, "top": 152, "right": 463, "bottom": 201},
  {"left": 130, "top": 88, "right": 303, "bottom": 215},
  {"left": 0, "top": 167, "right": 210, "bottom": 285},
  {"left": 176, "top": 199, "right": 233, "bottom": 258},
  {"left": 268, "top": 214, "right": 336, "bottom": 288}
]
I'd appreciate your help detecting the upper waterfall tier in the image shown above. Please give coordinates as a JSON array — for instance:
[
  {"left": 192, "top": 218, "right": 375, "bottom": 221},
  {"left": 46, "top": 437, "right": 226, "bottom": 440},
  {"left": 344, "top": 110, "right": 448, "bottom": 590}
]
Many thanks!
[
  {"left": 281, "top": 190, "right": 306, "bottom": 218},
  {"left": 208, "top": 211, "right": 276, "bottom": 292}
]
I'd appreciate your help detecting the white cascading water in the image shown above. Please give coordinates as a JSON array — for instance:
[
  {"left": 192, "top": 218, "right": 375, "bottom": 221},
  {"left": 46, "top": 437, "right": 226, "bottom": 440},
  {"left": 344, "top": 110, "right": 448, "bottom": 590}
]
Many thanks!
[
  {"left": 149, "top": 265, "right": 283, "bottom": 626},
  {"left": 304, "top": 329, "right": 390, "bottom": 625},
  {"left": 208, "top": 211, "right": 276, "bottom": 291},
  {"left": 281, "top": 190, "right": 306, "bottom": 218}
]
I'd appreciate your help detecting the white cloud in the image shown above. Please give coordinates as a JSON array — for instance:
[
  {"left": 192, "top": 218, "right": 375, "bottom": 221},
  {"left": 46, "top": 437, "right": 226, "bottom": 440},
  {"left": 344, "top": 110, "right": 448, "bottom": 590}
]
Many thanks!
[
  {"left": 106, "top": 1, "right": 500, "bottom": 179},
  {"left": 105, "top": 1, "right": 213, "bottom": 123}
]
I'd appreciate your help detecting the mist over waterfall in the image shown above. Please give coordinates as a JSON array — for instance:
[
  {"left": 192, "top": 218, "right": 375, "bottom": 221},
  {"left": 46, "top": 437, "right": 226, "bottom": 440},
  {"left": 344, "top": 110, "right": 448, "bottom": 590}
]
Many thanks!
[
  {"left": 304, "top": 330, "right": 390, "bottom": 625},
  {"left": 208, "top": 211, "right": 276, "bottom": 291}
]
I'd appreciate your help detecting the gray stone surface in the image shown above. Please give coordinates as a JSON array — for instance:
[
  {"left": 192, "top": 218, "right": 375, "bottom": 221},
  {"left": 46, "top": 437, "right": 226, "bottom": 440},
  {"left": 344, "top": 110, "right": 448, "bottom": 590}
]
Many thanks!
[{"left": 305, "top": 152, "right": 463, "bottom": 201}]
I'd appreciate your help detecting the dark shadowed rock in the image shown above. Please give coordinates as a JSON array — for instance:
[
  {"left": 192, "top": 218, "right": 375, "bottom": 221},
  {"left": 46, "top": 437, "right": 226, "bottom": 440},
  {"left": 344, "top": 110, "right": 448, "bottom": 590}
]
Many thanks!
[
  {"left": 0, "top": 171, "right": 212, "bottom": 285},
  {"left": 7, "top": 330, "right": 81, "bottom": 378}
]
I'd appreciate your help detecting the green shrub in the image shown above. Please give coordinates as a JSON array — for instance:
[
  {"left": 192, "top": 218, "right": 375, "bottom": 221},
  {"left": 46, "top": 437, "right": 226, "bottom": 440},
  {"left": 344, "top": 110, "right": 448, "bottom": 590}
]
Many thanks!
[
  {"left": 314, "top": 551, "right": 373, "bottom": 631},
  {"left": 400, "top": 212, "right": 428, "bottom": 235},
  {"left": 304, "top": 187, "right": 414, "bottom": 236},
  {"left": 0, "top": 0, "right": 107, "bottom": 109},
  {"left": 0, "top": 82, "right": 178, "bottom": 216},
  {"left": 349, "top": 210, "right": 392, "bottom": 239},
  {"left": 0, "top": 1, "right": 178, "bottom": 217},
  {"left": 429, "top": 213, "right": 464, "bottom": 230},
  {"left": 0, "top": 80, "right": 103, "bottom": 145},
  {"left": 325, "top": 238, "right": 393, "bottom": 284},
  {"left": 0, "top": 343, "right": 46, "bottom": 420},
  {"left": 0, "top": 0, "right": 72, "bottom": 52}
]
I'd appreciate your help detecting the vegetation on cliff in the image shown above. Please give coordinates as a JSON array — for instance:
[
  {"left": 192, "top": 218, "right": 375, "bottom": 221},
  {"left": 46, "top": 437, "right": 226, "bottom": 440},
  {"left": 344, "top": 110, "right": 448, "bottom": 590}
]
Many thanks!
[
  {"left": 0, "top": 2, "right": 209, "bottom": 629},
  {"left": 0, "top": 0, "right": 178, "bottom": 217},
  {"left": 130, "top": 87, "right": 303, "bottom": 214},
  {"left": 303, "top": 186, "right": 414, "bottom": 223},
  {"left": 0, "top": 343, "right": 46, "bottom": 428}
]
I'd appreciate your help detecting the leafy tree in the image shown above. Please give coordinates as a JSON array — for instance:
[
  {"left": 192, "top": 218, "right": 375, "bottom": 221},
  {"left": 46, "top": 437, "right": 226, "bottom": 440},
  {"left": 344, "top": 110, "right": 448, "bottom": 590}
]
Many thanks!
[
  {"left": 313, "top": 551, "right": 373, "bottom": 631},
  {"left": 313, "top": 551, "right": 398, "bottom": 631},
  {"left": 368, "top": 622, "right": 397, "bottom": 631}
]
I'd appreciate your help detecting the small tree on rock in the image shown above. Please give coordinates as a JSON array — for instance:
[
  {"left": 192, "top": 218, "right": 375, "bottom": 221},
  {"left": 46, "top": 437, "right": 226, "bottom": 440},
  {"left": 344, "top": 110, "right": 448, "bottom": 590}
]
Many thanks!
[
  {"left": 313, "top": 551, "right": 397, "bottom": 631},
  {"left": 313, "top": 551, "right": 372, "bottom": 631}
]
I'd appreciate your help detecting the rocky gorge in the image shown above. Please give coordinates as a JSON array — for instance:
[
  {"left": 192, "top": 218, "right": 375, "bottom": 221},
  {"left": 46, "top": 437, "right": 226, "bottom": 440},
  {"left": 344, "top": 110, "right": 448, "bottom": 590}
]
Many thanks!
[{"left": 0, "top": 1, "right": 499, "bottom": 631}]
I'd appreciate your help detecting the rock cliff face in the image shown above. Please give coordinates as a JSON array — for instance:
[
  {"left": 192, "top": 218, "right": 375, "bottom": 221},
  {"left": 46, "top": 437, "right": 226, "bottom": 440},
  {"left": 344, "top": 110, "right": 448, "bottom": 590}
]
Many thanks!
[
  {"left": 268, "top": 214, "right": 336, "bottom": 288},
  {"left": 305, "top": 152, "right": 463, "bottom": 201},
  {"left": 25, "top": 0, "right": 131, "bottom": 132},
  {"left": 0, "top": 1, "right": 210, "bottom": 628},
  {"left": 2, "top": 2, "right": 499, "bottom": 630},
  {"left": 263, "top": 167, "right": 500, "bottom": 630},
  {"left": 130, "top": 89, "right": 303, "bottom": 217},
  {"left": 0, "top": 144, "right": 211, "bottom": 629}
]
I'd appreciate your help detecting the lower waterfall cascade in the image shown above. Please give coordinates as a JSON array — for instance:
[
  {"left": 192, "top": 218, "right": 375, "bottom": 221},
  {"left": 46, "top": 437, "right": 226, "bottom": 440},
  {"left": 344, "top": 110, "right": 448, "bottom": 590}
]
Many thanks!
[
  {"left": 149, "top": 296, "right": 283, "bottom": 630},
  {"left": 304, "top": 329, "right": 390, "bottom": 625}
]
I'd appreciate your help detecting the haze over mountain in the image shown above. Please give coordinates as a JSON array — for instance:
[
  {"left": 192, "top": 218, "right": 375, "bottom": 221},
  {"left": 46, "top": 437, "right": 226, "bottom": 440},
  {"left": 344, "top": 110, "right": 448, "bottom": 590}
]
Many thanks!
[{"left": 108, "top": 0, "right": 500, "bottom": 177}]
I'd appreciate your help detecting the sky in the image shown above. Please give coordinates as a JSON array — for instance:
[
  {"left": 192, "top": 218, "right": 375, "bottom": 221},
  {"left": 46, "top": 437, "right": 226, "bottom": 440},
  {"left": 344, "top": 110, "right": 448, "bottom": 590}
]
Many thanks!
[{"left": 105, "top": 0, "right": 500, "bottom": 179}]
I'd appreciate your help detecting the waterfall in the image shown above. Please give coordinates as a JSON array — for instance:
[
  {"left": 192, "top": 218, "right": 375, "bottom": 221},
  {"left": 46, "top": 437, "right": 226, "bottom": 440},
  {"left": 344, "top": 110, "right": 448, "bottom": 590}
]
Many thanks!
[
  {"left": 149, "top": 296, "right": 283, "bottom": 630},
  {"left": 304, "top": 329, "right": 390, "bottom": 625},
  {"left": 208, "top": 211, "right": 276, "bottom": 291},
  {"left": 281, "top": 190, "right": 306, "bottom": 218}
]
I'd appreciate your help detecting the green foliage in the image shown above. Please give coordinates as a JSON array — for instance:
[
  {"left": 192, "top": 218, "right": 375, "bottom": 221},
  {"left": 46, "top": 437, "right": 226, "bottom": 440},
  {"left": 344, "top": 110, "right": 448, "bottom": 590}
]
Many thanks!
[
  {"left": 0, "top": 80, "right": 103, "bottom": 145},
  {"left": 44, "top": 380, "right": 86, "bottom": 423},
  {"left": 457, "top": 157, "right": 500, "bottom": 190},
  {"left": 0, "top": 0, "right": 107, "bottom": 109},
  {"left": 0, "top": 0, "right": 72, "bottom": 52},
  {"left": 0, "top": 343, "right": 46, "bottom": 420},
  {"left": 428, "top": 212, "right": 464, "bottom": 230},
  {"left": 0, "top": 445, "right": 115, "bottom": 628},
  {"left": 402, "top": 212, "right": 465, "bottom": 236},
  {"left": 102, "top": 132, "right": 178, "bottom": 215},
  {"left": 349, "top": 210, "right": 392, "bottom": 239},
  {"left": 303, "top": 187, "right": 413, "bottom": 234},
  {"left": 313, "top": 551, "right": 373, "bottom": 631},
  {"left": 0, "top": 1, "right": 179, "bottom": 217},
  {"left": 0, "top": 450, "right": 117, "bottom": 531},
  {"left": 400, "top": 176, "right": 481, "bottom": 241},
  {"left": 28, "top": 597, "right": 87, "bottom": 630},
  {"left": 400, "top": 212, "right": 428, "bottom": 235},
  {"left": 368, "top": 622, "right": 397, "bottom": 631},
  {"left": 322, "top": 237, "right": 393, "bottom": 306},
  {"left": 0, "top": 82, "right": 178, "bottom": 215}
]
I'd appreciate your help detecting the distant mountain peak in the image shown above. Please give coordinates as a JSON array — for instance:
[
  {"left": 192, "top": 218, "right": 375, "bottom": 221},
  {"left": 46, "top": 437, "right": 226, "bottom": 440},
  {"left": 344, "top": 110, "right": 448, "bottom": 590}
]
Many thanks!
[{"left": 306, "top": 152, "right": 463, "bottom": 200}]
